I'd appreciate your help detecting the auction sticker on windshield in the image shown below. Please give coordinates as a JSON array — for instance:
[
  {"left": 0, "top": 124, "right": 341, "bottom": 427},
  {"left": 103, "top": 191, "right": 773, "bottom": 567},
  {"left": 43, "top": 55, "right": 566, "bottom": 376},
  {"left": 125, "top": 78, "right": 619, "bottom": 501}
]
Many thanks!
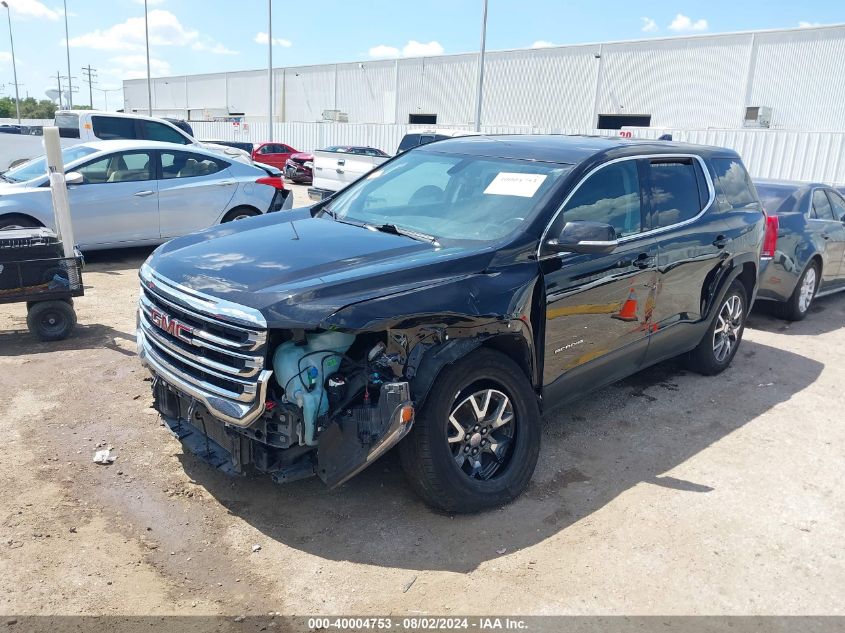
[{"left": 484, "top": 172, "right": 547, "bottom": 197}]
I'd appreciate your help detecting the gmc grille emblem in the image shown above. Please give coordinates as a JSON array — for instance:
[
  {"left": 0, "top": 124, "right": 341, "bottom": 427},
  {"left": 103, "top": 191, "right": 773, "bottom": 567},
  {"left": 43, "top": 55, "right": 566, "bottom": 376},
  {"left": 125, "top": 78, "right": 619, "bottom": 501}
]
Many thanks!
[{"left": 150, "top": 307, "right": 194, "bottom": 343}]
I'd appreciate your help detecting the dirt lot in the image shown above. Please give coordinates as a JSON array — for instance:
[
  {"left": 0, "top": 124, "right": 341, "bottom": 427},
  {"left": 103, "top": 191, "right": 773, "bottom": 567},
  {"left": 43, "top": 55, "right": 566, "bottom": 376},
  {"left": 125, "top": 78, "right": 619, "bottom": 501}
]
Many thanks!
[{"left": 1, "top": 188, "right": 843, "bottom": 617}]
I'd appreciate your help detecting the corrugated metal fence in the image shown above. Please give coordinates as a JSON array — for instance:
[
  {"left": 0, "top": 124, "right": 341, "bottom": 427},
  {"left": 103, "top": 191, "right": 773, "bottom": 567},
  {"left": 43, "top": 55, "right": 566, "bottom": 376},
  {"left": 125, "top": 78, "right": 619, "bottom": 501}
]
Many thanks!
[{"left": 3, "top": 118, "right": 844, "bottom": 184}]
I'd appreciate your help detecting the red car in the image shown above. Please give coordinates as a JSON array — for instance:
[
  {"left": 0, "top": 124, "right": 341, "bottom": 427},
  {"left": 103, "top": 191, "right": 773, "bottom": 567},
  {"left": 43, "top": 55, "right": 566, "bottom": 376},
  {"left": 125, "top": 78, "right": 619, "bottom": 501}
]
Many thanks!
[
  {"left": 284, "top": 152, "right": 313, "bottom": 184},
  {"left": 251, "top": 142, "right": 298, "bottom": 169}
]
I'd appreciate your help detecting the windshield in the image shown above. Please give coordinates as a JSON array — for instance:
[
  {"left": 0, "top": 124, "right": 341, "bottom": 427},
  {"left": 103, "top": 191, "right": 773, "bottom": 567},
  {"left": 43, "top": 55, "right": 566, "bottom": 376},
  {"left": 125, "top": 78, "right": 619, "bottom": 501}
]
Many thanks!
[
  {"left": 4, "top": 146, "right": 99, "bottom": 183},
  {"left": 323, "top": 150, "right": 569, "bottom": 242}
]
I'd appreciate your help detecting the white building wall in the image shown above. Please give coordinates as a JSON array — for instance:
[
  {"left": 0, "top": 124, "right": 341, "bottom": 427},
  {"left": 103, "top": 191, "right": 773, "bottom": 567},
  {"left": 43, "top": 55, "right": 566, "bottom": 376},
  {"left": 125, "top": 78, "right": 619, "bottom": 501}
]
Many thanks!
[{"left": 123, "top": 25, "right": 845, "bottom": 131}]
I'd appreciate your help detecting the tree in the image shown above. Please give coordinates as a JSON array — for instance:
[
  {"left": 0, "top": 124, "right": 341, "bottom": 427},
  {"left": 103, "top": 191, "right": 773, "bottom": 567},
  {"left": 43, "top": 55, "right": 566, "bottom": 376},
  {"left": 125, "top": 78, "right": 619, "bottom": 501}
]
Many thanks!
[{"left": 0, "top": 97, "right": 57, "bottom": 119}]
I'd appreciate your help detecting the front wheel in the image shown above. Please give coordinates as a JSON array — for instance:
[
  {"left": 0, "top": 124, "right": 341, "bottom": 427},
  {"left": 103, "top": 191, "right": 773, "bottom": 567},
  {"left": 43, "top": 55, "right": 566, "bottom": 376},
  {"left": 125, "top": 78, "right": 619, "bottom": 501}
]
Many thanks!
[
  {"left": 399, "top": 348, "right": 541, "bottom": 513},
  {"left": 687, "top": 280, "right": 747, "bottom": 375}
]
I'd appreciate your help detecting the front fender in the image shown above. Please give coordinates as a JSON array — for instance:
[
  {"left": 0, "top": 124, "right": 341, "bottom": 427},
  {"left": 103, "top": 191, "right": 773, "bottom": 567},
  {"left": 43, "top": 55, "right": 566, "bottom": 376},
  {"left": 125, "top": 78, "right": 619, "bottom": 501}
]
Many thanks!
[{"left": 320, "top": 263, "right": 543, "bottom": 406}]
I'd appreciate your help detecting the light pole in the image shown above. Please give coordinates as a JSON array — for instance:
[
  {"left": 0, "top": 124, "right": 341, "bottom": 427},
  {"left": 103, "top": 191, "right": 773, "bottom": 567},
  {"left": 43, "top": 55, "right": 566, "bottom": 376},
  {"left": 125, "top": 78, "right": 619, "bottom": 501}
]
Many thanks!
[
  {"left": 473, "top": 0, "right": 488, "bottom": 132},
  {"left": 144, "top": 0, "right": 152, "bottom": 115},
  {"left": 94, "top": 87, "right": 120, "bottom": 111},
  {"left": 267, "top": 0, "right": 273, "bottom": 140},
  {"left": 63, "top": 0, "right": 72, "bottom": 108},
  {"left": 1, "top": 1, "right": 21, "bottom": 123}
]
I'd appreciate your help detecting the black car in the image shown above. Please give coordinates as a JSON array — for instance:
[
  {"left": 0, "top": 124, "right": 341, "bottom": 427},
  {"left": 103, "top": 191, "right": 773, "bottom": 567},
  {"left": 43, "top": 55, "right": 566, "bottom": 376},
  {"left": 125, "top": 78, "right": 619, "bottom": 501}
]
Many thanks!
[
  {"left": 754, "top": 180, "right": 845, "bottom": 320},
  {"left": 137, "top": 135, "right": 764, "bottom": 512}
]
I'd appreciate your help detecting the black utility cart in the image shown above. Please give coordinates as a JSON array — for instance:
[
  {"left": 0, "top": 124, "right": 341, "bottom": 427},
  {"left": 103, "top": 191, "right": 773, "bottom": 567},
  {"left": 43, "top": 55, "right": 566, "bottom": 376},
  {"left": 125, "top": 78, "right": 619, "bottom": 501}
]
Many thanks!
[{"left": 0, "top": 228, "right": 83, "bottom": 341}]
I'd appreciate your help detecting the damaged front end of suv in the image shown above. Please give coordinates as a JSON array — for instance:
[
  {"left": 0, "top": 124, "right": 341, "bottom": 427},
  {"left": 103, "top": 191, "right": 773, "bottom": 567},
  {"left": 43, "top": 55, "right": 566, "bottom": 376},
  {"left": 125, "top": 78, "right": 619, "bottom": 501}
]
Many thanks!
[{"left": 137, "top": 252, "right": 540, "bottom": 490}]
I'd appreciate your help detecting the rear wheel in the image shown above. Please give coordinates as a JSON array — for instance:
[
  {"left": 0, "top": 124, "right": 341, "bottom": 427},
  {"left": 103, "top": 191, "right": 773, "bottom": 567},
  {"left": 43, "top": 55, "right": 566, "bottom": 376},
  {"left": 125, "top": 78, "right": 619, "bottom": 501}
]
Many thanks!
[
  {"left": 221, "top": 207, "right": 260, "bottom": 223},
  {"left": 399, "top": 348, "right": 541, "bottom": 513},
  {"left": 26, "top": 300, "right": 77, "bottom": 341},
  {"left": 0, "top": 214, "right": 40, "bottom": 230},
  {"left": 687, "top": 280, "right": 747, "bottom": 375},
  {"left": 781, "top": 262, "right": 818, "bottom": 321}
]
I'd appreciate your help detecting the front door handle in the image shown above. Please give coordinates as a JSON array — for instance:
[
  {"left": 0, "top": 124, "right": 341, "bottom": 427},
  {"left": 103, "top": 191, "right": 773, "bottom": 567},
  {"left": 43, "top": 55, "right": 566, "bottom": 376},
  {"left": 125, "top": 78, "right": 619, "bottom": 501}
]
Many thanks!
[
  {"left": 133, "top": 190, "right": 155, "bottom": 197},
  {"left": 336, "top": 169, "right": 344, "bottom": 174},
  {"left": 821, "top": 232, "right": 831, "bottom": 240},
  {"left": 632, "top": 254, "right": 655, "bottom": 269},
  {"left": 216, "top": 180, "right": 235, "bottom": 186},
  {"left": 712, "top": 235, "right": 729, "bottom": 248}
]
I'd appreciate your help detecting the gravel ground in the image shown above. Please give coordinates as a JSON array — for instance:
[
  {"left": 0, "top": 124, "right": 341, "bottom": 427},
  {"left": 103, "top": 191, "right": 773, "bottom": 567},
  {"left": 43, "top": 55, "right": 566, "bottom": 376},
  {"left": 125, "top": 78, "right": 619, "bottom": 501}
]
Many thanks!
[{"left": 0, "top": 185, "right": 843, "bottom": 616}]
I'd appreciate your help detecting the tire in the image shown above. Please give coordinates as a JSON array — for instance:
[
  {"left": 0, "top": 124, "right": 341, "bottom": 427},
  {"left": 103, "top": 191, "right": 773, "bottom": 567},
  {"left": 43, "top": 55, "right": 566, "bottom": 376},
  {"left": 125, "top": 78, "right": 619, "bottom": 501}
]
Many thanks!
[
  {"left": 221, "top": 207, "right": 260, "bottom": 223},
  {"left": 780, "top": 261, "right": 818, "bottom": 322},
  {"left": 686, "top": 280, "right": 748, "bottom": 376},
  {"left": 399, "top": 348, "right": 541, "bottom": 513},
  {"left": 26, "top": 300, "right": 77, "bottom": 342},
  {"left": 0, "top": 214, "right": 40, "bottom": 230}
]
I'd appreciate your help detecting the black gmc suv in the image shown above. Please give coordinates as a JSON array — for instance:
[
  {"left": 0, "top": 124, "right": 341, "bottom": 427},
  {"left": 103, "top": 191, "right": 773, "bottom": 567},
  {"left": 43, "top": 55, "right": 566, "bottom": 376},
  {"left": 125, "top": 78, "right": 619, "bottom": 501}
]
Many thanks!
[{"left": 137, "top": 135, "right": 765, "bottom": 513}]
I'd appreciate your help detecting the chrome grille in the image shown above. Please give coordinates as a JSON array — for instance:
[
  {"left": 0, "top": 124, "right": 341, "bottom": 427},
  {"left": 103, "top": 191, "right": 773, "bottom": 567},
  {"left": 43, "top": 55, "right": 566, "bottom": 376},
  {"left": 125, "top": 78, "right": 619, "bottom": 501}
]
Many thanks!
[{"left": 136, "top": 265, "right": 272, "bottom": 427}]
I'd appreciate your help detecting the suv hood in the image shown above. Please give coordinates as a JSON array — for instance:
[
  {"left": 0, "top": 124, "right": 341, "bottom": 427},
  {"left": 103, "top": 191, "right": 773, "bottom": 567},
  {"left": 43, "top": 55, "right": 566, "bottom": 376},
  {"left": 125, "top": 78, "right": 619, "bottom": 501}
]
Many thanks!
[{"left": 147, "top": 213, "right": 496, "bottom": 328}]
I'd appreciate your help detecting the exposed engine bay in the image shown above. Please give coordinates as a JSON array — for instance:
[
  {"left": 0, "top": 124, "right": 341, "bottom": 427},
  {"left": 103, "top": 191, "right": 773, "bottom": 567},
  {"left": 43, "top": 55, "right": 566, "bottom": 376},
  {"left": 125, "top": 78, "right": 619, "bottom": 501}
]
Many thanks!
[{"left": 154, "top": 328, "right": 416, "bottom": 488}]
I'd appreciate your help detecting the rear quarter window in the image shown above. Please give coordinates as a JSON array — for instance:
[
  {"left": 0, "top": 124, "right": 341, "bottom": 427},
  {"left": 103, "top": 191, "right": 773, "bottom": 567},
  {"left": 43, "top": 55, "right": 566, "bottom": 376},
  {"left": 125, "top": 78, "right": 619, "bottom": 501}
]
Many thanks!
[
  {"left": 92, "top": 116, "right": 138, "bottom": 141},
  {"left": 711, "top": 158, "right": 758, "bottom": 208}
]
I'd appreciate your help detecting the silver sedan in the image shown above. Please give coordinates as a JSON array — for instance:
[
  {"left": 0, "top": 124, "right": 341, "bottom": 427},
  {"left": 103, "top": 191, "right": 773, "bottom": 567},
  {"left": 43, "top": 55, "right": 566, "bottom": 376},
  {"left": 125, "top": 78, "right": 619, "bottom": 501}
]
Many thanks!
[{"left": 0, "top": 140, "right": 290, "bottom": 250}]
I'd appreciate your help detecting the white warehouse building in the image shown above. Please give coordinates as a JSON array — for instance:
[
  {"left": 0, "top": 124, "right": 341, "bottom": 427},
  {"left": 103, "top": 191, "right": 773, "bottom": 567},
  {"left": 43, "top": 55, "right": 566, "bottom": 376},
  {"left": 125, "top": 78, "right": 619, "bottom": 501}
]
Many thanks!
[{"left": 123, "top": 24, "right": 845, "bottom": 132}]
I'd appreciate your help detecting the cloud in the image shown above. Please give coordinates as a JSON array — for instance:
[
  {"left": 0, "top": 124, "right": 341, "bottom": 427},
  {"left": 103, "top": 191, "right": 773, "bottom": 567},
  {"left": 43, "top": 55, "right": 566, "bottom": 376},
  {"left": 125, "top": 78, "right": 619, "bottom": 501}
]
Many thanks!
[
  {"left": 0, "top": 51, "right": 11, "bottom": 65},
  {"left": 106, "top": 54, "right": 170, "bottom": 80},
  {"left": 402, "top": 40, "right": 444, "bottom": 57},
  {"left": 641, "top": 17, "right": 658, "bottom": 33},
  {"left": 798, "top": 21, "right": 823, "bottom": 28},
  {"left": 530, "top": 40, "right": 557, "bottom": 49},
  {"left": 368, "top": 40, "right": 444, "bottom": 58},
  {"left": 5, "top": 0, "right": 58, "bottom": 20},
  {"left": 368, "top": 44, "right": 399, "bottom": 58},
  {"left": 254, "top": 32, "right": 292, "bottom": 47},
  {"left": 668, "top": 14, "right": 708, "bottom": 32},
  {"left": 193, "top": 41, "right": 239, "bottom": 55},
  {"left": 68, "top": 10, "right": 196, "bottom": 50}
]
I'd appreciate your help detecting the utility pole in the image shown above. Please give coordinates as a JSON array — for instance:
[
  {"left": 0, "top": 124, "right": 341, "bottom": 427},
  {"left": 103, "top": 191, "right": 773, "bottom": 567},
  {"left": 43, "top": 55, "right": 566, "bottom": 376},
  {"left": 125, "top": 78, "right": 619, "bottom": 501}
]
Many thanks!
[
  {"left": 144, "top": 0, "right": 152, "bottom": 115},
  {"left": 474, "top": 0, "right": 489, "bottom": 132},
  {"left": 1, "top": 1, "right": 21, "bottom": 123},
  {"left": 55, "top": 71, "right": 64, "bottom": 109},
  {"left": 267, "top": 0, "right": 273, "bottom": 140},
  {"left": 82, "top": 64, "right": 97, "bottom": 108},
  {"left": 63, "top": 0, "right": 73, "bottom": 108}
]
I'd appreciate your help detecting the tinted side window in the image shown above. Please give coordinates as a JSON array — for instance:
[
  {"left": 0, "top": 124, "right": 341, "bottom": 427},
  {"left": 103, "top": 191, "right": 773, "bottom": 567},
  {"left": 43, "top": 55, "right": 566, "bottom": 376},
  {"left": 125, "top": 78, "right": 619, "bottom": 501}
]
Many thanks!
[
  {"left": 711, "top": 158, "right": 757, "bottom": 207},
  {"left": 55, "top": 113, "right": 80, "bottom": 138},
  {"left": 649, "top": 159, "right": 702, "bottom": 228},
  {"left": 397, "top": 135, "right": 421, "bottom": 152},
  {"left": 811, "top": 189, "right": 835, "bottom": 220},
  {"left": 161, "top": 151, "right": 227, "bottom": 179},
  {"left": 141, "top": 121, "right": 189, "bottom": 145},
  {"left": 825, "top": 190, "right": 845, "bottom": 221},
  {"left": 561, "top": 160, "right": 642, "bottom": 238},
  {"left": 91, "top": 116, "right": 138, "bottom": 140}
]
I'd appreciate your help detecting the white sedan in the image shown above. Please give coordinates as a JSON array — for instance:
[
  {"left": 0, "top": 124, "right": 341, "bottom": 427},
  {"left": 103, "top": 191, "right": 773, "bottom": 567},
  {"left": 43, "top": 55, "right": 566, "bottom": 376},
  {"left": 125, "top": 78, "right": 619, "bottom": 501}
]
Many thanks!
[{"left": 0, "top": 140, "right": 291, "bottom": 250}]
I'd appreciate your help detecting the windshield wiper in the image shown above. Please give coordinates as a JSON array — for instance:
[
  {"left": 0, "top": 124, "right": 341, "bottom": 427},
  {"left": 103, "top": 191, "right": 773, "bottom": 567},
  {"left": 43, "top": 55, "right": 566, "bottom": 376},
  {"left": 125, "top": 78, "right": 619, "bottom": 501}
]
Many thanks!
[
  {"left": 0, "top": 173, "right": 13, "bottom": 183},
  {"left": 368, "top": 223, "right": 439, "bottom": 246}
]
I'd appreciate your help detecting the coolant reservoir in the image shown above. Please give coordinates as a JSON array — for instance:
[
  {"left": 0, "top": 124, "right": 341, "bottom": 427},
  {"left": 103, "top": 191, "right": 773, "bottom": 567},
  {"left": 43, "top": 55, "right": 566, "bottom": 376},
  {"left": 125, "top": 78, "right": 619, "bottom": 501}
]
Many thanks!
[{"left": 272, "top": 331, "right": 355, "bottom": 445}]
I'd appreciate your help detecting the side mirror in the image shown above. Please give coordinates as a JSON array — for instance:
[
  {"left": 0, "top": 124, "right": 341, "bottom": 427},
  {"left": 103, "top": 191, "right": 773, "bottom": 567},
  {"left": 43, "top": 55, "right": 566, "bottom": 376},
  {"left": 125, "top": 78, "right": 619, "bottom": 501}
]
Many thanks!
[
  {"left": 547, "top": 221, "right": 618, "bottom": 255},
  {"left": 65, "top": 171, "right": 84, "bottom": 186}
]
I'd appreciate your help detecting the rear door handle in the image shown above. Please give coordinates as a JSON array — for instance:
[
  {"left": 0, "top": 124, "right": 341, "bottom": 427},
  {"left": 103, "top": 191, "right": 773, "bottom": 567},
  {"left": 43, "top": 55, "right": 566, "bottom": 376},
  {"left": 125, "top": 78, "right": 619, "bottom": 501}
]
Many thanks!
[
  {"left": 133, "top": 190, "right": 155, "bottom": 197},
  {"left": 632, "top": 254, "right": 655, "bottom": 269},
  {"left": 821, "top": 232, "right": 831, "bottom": 240},
  {"left": 712, "top": 235, "right": 729, "bottom": 248}
]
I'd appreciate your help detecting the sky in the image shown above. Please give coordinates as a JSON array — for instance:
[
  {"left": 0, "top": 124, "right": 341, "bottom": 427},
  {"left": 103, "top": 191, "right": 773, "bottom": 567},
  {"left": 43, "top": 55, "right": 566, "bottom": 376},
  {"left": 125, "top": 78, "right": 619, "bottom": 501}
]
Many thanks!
[{"left": 0, "top": 0, "right": 841, "bottom": 110}]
